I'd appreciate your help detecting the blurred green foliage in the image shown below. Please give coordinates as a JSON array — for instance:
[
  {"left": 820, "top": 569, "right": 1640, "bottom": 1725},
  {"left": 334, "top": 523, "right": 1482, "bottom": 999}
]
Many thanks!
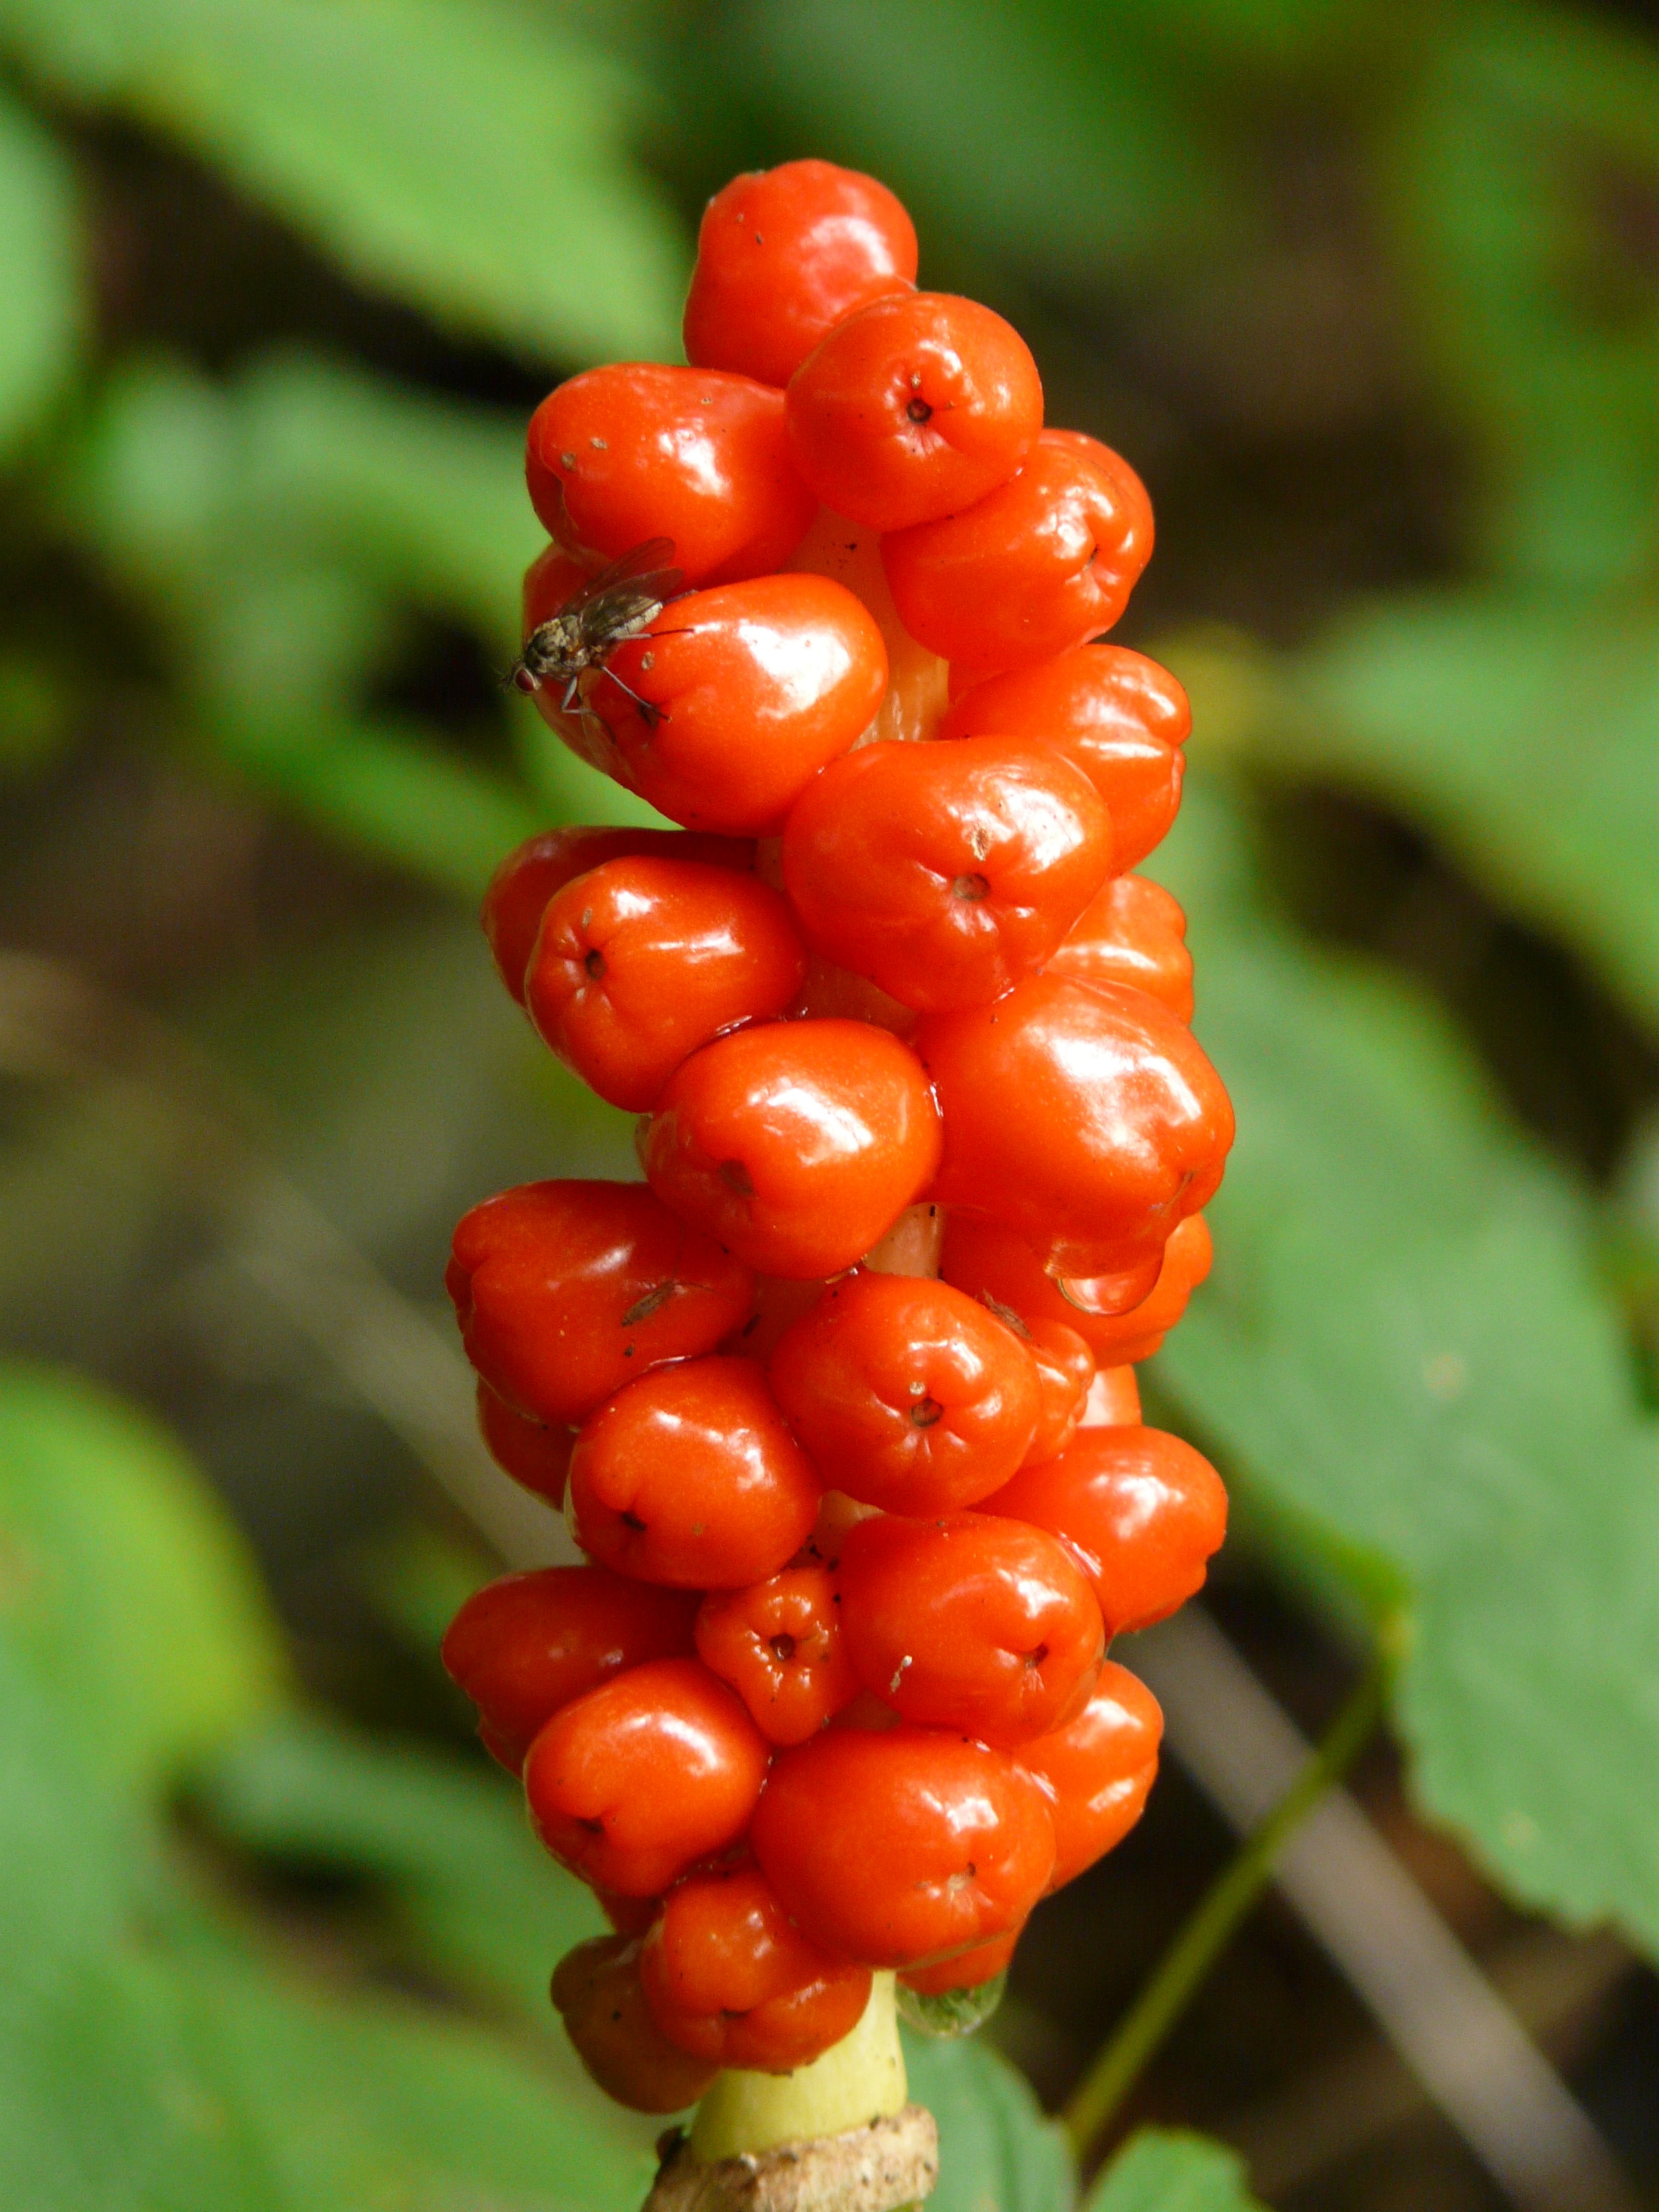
[{"left": 4, "top": 0, "right": 1659, "bottom": 2200}]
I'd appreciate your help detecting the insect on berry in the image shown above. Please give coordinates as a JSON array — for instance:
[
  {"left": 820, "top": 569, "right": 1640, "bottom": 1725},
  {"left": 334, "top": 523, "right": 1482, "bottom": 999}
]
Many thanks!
[{"left": 510, "top": 538, "right": 685, "bottom": 716}]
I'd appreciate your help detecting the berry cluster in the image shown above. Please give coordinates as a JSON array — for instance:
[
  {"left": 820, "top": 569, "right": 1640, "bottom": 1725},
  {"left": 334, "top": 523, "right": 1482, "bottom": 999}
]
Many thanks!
[{"left": 442, "top": 161, "right": 1233, "bottom": 2118}]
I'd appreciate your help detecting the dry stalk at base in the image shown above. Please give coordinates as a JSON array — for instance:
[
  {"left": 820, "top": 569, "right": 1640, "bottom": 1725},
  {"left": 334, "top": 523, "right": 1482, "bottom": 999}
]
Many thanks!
[{"left": 644, "top": 2105, "right": 939, "bottom": 2212}]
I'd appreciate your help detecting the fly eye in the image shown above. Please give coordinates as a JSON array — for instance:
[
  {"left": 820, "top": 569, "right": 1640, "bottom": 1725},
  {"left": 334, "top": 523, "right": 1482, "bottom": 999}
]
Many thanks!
[{"left": 512, "top": 667, "right": 539, "bottom": 694}]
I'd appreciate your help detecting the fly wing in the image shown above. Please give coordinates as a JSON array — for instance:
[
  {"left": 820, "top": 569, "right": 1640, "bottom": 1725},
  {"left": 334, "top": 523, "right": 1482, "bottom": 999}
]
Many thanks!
[{"left": 560, "top": 537, "right": 684, "bottom": 620}]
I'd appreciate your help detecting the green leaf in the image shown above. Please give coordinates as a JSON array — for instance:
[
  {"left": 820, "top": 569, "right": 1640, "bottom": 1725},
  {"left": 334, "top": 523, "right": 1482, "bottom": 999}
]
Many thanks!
[
  {"left": 0, "top": 0, "right": 687, "bottom": 365},
  {"left": 716, "top": 0, "right": 1240, "bottom": 284},
  {"left": 199, "top": 1713, "right": 604, "bottom": 2017},
  {"left": 1084, "top": 2128, "right": 1266, "bottom": 2212},
  {"left": 1149, "top": 773, "right": 1659, "bottom": 1953},
  {"left": 1277, "top": 592, "right": 1659, "bottom": 1033},
  {"left": 0, "top": 83, "right": 79, "bottom": 457},
  {"left": 0, "top": 1361, "right": 285, "bottom": 1793},
  {"left": 903, "top": 2032, "right": 1073, "bottom": 2212},
  {"left": 1382, "top": 7, "right": 1659, "bottom": 588}
]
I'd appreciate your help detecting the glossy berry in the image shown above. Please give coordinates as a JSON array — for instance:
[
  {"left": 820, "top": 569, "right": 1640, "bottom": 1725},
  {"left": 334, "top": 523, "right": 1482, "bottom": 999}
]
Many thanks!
[
  {"left": 642, "top": 1018, "right": 942, "bottom": 1279},
  {"left": 768, "top": 1273, "right": 1042, "bottom": 1513},
  {"left": 525, "top": 857, "right": 807, "bottom": 1111},
  {"left": 781, "top": 735, "right": 1112, "bottom": 1012},
  {"left": 568, "top": 1356, "right": 821, "bottom": 1589},
  {"left": 1021, "top": 1319, "right": 1096, "bottom": 1466},
  {"left": 750, "top": 1725, "right": 1054, "bottom": 1967},
  {"left": 1018, "top": 1663, "right": 1163, "bottom": 1890},
  {"left": 941, "top": 1211, "right": 1212, "bottom": 1367},
  {"left": 552, "top": 1936, "right": 720, "bottom": 2112},
  {"left": 1046, "top": 874, "right": 1193, "bottom": 1023},
  {"left": 569, "top": 574, "right": 888, "bottom": 834},
  {"left": 917, "top": 975, "right": 1233, "bottom": 1278},
  {"left": 695, "top": 1561, "right": 857, "bottom": 1745},
  {"left": 836, "top": 1511, "right": 1103, "bottom": 1746},
  {"left": 786, "top": 292, "right": 1042, "bottom": 532},
  {"left": 447, "top": 1181, "right": 753, "bottom": 1427},
  {"left": 899, "top": 1931, "right": 1018, "bottom": 1997},
  {"left": 884, "top": 430, "right": 1153, "bottom": 683},
  {"left": 1082, "top": 1364, "right": 1143, "bottom": 1429},
  {"left": 442, "top": 1565, "right": 699, "bottom": 1771},
  {"left": 525, "top": 1656, "right": 769, "bottom": 1896},
  {"left": 475, "top": 1379, "right": 573, "bottom": 1505},
  {"left": 940, "top": 644, "right": 1189, "bottom": 874},
  {"left": 525, "top": 363, "right": 816, "bottom": 587},
  {"left": 482, "top": 825, "right": 754, "bottom": 1007},
  {"left": 982, "top": 1426, "right": 1227, "bottom": 1636},
  {"left": 640, "top": 1863, "right": 872, "bottom": 2072},
  {"left": 686, "top": 161, "right": 918, "bottom": 389}
]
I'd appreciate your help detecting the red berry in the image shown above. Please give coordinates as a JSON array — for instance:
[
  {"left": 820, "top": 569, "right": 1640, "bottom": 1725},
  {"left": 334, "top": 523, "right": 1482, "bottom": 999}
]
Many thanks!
[
  {"left": 475, "top": 1379, "right": 573, "bottom": 1505},
  {"left": 768, "top": 1273, "right": 1042, "bottom": 1513},
  {"left": 642, "top": 1018, "right": 943, "bottom": 1279},
  {"left": 1021, "top": 1319, "right": 1096, "bottom": 1467},
  {"left": 916, "top": 975, "right": 1232, "bottom": 1278},
  {"left": 525, "top": 363, "right": 816, "bottom": 586},
  {"left": 786, "top": 292, "right": 1042, "bottom": 532},
  {"left": 483, "top": 825, "right": 754, "bottom": 1008},
  {"left": 1046, "top": 874, "right": 1193, "bottom": 1024},
  {"left": 899, "top": 1930, "right": 1018, "bottom": 1996},
  {"left": 981, "top": 1426, "right": 1227, "bottom": 1636},
  {"left": 571, "top": 575, "right": 888, "bottom": 834},
  {"left": 695, "top": 1561, "right": 858, "bottom": 1746},
  {"left": 552, "top": 1936, "right": 720, "bottom": 2112},
  {"left": 780, "top": 735, "right": 1112, "bottom": 1012},
  {"left": 1017, "top": 1662, "right": 1163, "bottom": 1890},
  {"left": 640, "top": 1862, "right": 872, "bottom": 2071},
  {"left": 686, "top": 161, "right": 918, "bottom": 389},
  {"left": 525, "top": 857, "right": 807, "bottom": 1111},
  {"left": 569, "top": 1357, "right": 821, "bottom": 1589},
  {"left": 441, "top": 1565, "right": 699, "bottom": 1771},
  {"left": 1082, "top": 1365, "right": 1144, "bottom": 1428},
  {"left": 941, "top": 1211, "right": 1213, "bottom": 1367},
  {"left": 835, "top": 1511, "right": 1103, "bottom": 1746},
  {"left": 884, "top": 430, "right": 1153, "bottom": 683},
  {"left": 940, "top": 644, "right": 1188, "bottom": 874},
  {"left": 750, "top": 1725, "right": 1054, "bottom": 1967},
  {"left": 525, "top": 1656, "right": 769, "bottom": 1896},
  {"left": 447, "top": 1181, "right": 754, "bottom": 1427}
]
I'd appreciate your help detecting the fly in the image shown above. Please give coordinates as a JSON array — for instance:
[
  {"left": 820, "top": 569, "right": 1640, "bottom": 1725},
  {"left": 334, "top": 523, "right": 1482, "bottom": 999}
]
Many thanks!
[{"left": 510, "top": 537, "right": 685, "bottom": 720}]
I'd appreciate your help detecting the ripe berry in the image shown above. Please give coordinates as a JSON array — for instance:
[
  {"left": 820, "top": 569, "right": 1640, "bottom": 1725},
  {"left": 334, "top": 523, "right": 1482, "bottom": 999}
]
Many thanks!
[
  {"left": 1021, "top": 1319, "right": 1096, "bottom": 1466},
  {"left": 1046, "top": 874, "right": 1193, "bottom": 1023},
  {"left": 525, "top": 363, "right": 816, "bottom": 586},
  {"left": 768, "top": 1273, "right": 1042, "bottom": 1513},
  {"left": 695, "top": 1561, "right": 857, "bottom": 1745},
  {"left": 916, "top": 975, "right": 1233, "bottom": 1278},
  {"left": 447, "top": 1181, "right": 753, "bottom": 1427},
  {"left": 686, "top": 161, "right": 918, "bottom": 389},
  {"left": 1083, "top": 1365, "right": 1144, "bottom": 1428},
  {"left": 525, "top": 857, "right": 807, "bottom": 1111},
  {"left": 940, "top": 644, "right": 1189, "bottom": 873},
  {"left": 525, "top": 1656, "right": 769, "bottom": 1896},
  {"left": 640, "top": 1862, "right": 872, "bottom": 2071},
  {"left": 899, "top": 1930, "right": 1018, "bottom": 1997},
  {"left": 1017, "top": 1663, "right": 1163, "bottom": 1889},
  {"left": 570, "top": 574, "right": 888, "bottom": 834},
  {"left": 642, "top": 1018, "right": 943, "bottom": 1279},
  {"left": 552, "top": 1936, "right": 720, "bottom": 2112},
  {"left": 483, "top": 825, "right": 755, "bottom": 1007},
  {"left": 941, "top": 1211, "right": 1213, "bottom": 1367},
  {"left": 884, "top": 430, "right": 1153, "bottom": 683},
  {"left": 568, "top": 1357, "right": 821, "bottom": 1589},
  {"left": 750, "top": 1725, "right": 1054, "bottom": 1967},
  {"left": 442, "top": 1565, "right": 699, "bottom": 1770},
  {"left": 786, "top": 292, "right": 1042, "bottom": 531},
  {"left": 982, "top": 1426, "right": 1227, "bottom": 1636},
  {"left": 835, "top": 1511, "right": 1103, "bottom": 1746},
  {"left": 780, "top": 735, "right": 1112, "bottom": 1012},
  {"left": 475, "top": 1379, "right": 573, "bottom": 1504}
]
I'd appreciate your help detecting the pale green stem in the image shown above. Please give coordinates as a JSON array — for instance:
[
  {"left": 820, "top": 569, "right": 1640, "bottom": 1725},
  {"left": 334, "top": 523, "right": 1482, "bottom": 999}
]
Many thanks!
[{"left": 689, "top": 1971, "right": 908, "bottom": 2162}]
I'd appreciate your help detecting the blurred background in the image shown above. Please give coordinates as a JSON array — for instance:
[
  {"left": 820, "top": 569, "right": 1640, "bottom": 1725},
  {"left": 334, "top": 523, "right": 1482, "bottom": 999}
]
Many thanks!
[{"left": 5, "top": 2, "right": 1659, "bottom": 2209}]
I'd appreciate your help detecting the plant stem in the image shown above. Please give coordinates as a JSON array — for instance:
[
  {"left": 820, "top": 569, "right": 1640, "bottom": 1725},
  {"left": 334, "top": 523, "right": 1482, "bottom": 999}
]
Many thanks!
[
  {"left": 1062, "top": 1643, "right": 1389, "bottom": 2165},
  {"left": 689, "top": 1971, "right": 908, "bottom": 2162}
]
